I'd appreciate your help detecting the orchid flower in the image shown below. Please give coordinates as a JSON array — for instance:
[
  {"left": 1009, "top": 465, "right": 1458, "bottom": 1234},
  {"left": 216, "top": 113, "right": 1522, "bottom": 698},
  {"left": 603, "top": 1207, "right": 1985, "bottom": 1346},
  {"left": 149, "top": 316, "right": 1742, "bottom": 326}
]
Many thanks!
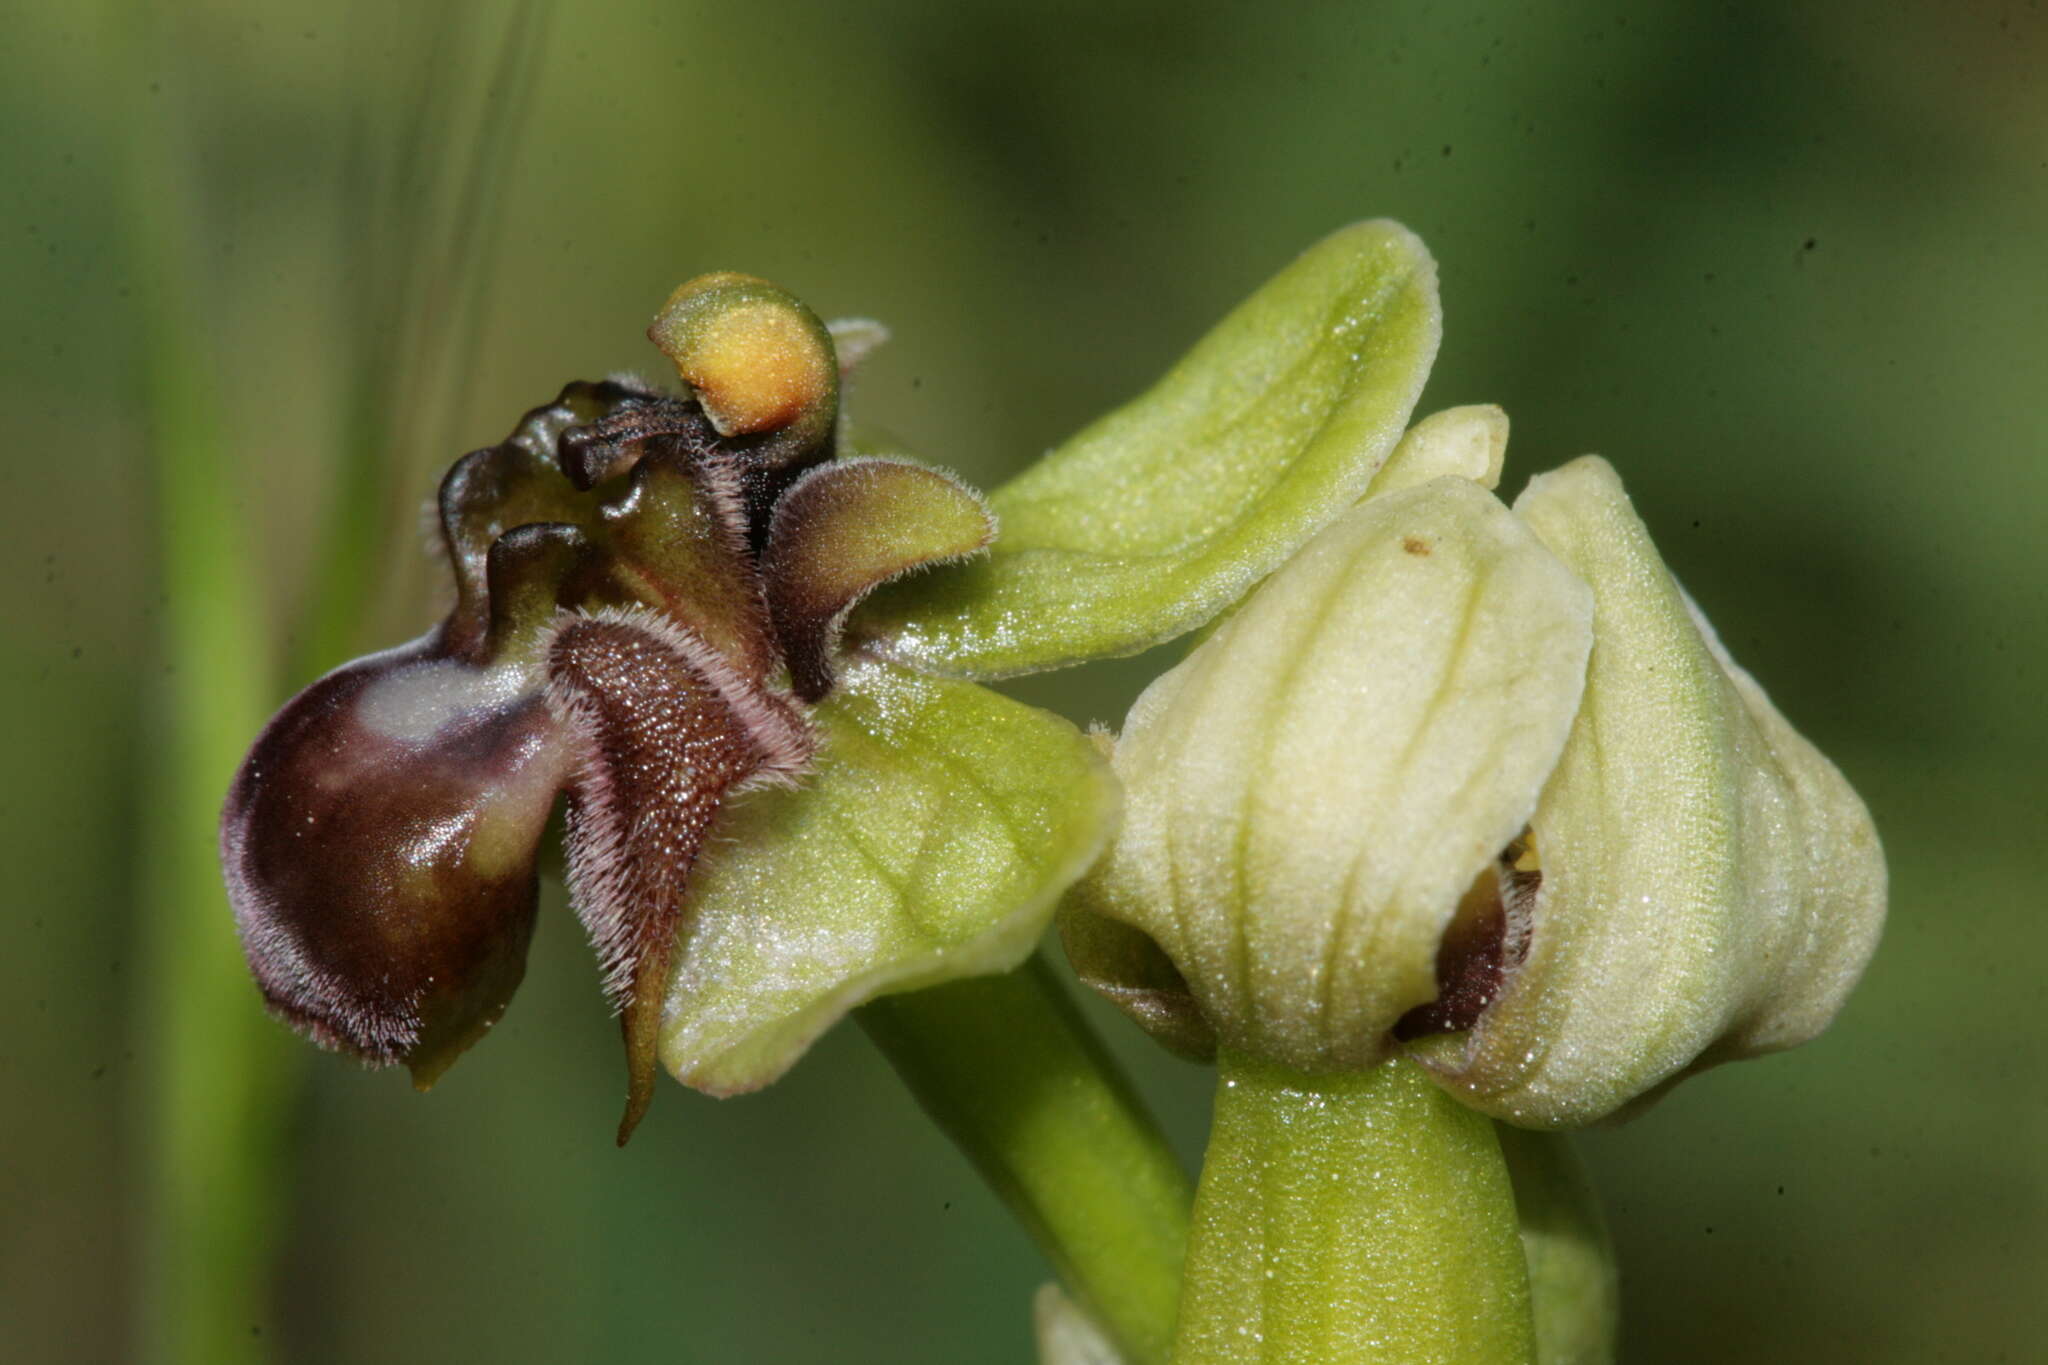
[{"left": 220, "top": 223, "right": 1442, "bottom": 1146}]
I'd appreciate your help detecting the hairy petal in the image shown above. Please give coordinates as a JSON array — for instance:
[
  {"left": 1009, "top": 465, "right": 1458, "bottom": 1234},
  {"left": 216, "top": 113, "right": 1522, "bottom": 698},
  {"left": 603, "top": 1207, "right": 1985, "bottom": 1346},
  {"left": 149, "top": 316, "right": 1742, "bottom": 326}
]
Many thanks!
[
  {"left": 545, "top": 608, "right": 814, "bottom": 1144},
  {"left": 763, "top": 457, "right": 995, "bottom": 702}
]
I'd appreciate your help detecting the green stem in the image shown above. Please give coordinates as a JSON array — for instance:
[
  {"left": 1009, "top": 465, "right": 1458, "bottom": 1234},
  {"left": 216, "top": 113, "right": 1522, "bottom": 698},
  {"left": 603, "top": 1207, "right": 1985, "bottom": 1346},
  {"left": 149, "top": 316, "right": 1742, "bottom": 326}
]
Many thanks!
[
  {"left": 1173, "top": 1051, "right": 1534, "bottom": 1365},
  {"left": 858, "top": 953, "right": 1193, "bottom": 1365},
  {"left": 119, "top": 12, "right": 296, "bottom": 1364},
  {"left": 1497, "top": 1128, "right": 1618, "bottom": 1365}
]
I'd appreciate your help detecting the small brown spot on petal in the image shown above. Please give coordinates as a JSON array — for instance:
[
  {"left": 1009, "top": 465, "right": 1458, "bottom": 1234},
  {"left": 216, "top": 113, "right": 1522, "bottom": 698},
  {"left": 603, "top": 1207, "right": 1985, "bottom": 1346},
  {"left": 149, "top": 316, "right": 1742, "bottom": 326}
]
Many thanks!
[{"left": 1403, "top": 535, "right": 1432, "bottom": 556}]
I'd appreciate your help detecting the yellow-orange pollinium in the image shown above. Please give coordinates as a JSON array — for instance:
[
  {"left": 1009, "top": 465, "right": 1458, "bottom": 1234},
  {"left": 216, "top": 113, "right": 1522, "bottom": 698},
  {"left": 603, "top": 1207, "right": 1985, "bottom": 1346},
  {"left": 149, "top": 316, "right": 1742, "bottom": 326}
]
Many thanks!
[{"left": 649, "top": 272, "right": 837, "bottom": 440}]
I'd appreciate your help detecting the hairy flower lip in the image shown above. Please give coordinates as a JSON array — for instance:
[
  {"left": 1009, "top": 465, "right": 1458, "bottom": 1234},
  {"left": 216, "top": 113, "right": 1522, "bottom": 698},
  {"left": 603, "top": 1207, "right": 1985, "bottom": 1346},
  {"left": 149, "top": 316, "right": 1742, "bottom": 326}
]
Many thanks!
[
  {"left": 542, "top": 604, "right": 820, "bottom": 1142},
  {"left": 226, "top": 231, "right": 1482, "bottom": 1140},
  {"left": 220, "top": 636, "right": 572, "bottom": 1076}
]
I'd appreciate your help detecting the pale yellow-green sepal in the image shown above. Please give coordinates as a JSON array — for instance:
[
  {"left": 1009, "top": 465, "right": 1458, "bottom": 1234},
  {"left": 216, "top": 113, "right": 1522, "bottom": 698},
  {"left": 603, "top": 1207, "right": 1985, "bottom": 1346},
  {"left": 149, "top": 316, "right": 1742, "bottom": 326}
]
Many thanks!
[
  {"left": 1425, "top": 456, "right": 1885, "bottom": 1125},
  {"left": 1365, "top": 403, "right": 1509, "bottom": 495}
]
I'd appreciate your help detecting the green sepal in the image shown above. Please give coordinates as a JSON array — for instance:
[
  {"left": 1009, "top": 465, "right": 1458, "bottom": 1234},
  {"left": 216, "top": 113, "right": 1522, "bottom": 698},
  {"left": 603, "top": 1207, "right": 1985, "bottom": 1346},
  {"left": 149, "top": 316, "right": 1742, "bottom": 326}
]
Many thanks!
[
  {"left": 656, "top": 659, "right": 1121, "bottom": 1094},
  {"left": 853, "top": 220, "right": 1441, "bottom": 678}
]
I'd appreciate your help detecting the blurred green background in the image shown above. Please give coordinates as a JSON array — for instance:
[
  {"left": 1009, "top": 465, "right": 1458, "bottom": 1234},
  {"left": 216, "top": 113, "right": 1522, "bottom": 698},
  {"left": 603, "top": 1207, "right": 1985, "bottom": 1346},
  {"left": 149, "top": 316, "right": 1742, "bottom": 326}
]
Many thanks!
[{"left": 6, "top": 1, "right": 2042, "bottom": 1360}]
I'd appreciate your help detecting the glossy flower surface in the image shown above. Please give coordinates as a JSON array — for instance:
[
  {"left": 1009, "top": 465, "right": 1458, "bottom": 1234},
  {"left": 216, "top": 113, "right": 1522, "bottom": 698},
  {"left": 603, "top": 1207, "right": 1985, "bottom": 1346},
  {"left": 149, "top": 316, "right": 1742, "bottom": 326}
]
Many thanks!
[
  {"left": 222, "top": 222, "right": 1446, "bottom": 1140},
  {"left": 1064, "top": 409, "right": 1886, "bottom": 1125}
]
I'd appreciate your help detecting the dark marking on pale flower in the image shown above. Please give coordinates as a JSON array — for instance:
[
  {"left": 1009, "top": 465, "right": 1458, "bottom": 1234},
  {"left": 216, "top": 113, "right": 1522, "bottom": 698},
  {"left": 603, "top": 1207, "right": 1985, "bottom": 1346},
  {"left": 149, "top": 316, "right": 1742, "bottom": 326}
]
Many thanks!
[{"left": 1393, "top": 837, "right": 1539, "bottom": 1042}]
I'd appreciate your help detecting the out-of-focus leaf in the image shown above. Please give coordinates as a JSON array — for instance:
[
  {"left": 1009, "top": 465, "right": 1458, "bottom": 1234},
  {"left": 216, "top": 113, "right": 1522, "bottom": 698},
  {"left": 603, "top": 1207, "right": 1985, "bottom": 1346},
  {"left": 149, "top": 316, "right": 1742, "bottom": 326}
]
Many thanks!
[
  {"left": 1498, "top": 1127, "right": 1618, "bottom": 1365},
  {"left": 1033, "top": 1283, "right": 1127, "bottom": 1365}
]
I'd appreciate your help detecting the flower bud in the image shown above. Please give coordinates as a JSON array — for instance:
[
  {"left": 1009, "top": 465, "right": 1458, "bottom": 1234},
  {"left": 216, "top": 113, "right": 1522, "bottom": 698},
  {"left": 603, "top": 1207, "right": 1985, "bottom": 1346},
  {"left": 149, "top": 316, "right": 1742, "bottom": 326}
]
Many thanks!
[
  {"left": 1066, "top": 449, "right": 1884, "bottom": 1125},
  {"left": 1066, "top": 476, "right": 1593, "bottom": 1072},
  {"left": 1421, "top": 457, "right": 1886, "bottom": 1125}
]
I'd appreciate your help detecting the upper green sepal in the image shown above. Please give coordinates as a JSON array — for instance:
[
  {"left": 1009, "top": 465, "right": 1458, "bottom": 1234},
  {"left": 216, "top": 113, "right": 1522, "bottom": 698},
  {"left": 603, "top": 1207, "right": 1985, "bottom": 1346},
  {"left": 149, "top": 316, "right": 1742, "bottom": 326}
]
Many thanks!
[
  {"left": 852, "top": 220, "right": 1442, "bottom": 678},
  {"left": 656, "top": 657, "right": 1121, "bottom": 1095}
]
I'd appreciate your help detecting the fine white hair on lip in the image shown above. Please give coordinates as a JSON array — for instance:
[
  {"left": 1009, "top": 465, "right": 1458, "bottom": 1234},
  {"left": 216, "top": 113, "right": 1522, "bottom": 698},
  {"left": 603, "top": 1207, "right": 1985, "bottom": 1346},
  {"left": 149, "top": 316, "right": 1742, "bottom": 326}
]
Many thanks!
[{"left": 542, "top": 605, "right": 816, "bottom": 1007}]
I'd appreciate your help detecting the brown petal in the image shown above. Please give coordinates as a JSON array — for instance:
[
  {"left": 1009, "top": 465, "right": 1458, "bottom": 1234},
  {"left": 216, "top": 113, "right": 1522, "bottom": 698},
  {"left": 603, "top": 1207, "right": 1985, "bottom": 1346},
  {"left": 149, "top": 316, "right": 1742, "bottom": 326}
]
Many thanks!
[
  {"left": 762, "top": 458, "right": 995, "bottom": 702},
  {"left": 221, "top": 640, "right": 574, "bottom": 1085},
  {"left": 544, "top": 608, "right": 815, "bottom": 1143}
]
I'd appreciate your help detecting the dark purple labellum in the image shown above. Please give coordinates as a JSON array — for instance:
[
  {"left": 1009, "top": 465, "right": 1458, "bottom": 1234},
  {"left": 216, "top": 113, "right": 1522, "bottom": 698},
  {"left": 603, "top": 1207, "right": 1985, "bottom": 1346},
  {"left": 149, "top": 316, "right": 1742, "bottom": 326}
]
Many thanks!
[
  {"left": 221, "top": 639, "right": 572, "bottom": 1085},
  {"left": 1394, "top": 845, "right": 1538, "bottom": 1042}
]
